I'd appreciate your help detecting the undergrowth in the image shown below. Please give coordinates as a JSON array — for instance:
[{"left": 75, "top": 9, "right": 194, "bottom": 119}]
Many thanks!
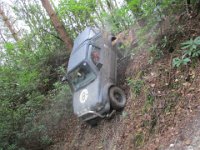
[{"left": 125, "top": 2, "right": 200, "bottom": 149}]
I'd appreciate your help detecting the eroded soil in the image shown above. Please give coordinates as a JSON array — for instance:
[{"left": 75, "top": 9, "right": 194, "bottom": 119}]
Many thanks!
[{"left": 48, "top": 13, "right": 200, "bottom": 150}]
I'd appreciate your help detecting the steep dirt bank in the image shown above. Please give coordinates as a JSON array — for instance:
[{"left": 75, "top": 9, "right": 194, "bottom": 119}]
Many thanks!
[
  {"left": 48, "top": 50, "right": 149, "bottom": 150},
  {"left": 52, "top": 52, "right": 200, "bottom": 150},
  {"left": 147, "top": 110, "right": 200, "bottom": 150},
  {"left": 48, "top": 13, "right": 200, "bottom": 150},
  {"left": 49, "top": 49, "right": 200, "bottom": 150}
]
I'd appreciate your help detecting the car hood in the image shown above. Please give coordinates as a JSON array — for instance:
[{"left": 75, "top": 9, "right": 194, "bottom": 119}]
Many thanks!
[{"left": 73, "top": 77, "right": 101, "bottom": 116}]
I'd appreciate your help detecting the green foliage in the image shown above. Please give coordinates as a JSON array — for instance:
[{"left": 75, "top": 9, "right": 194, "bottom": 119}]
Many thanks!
[
  {"left": 143, "top": 92, "right": 155, "bottom": 113},
  {"left": 182, "top": 36, "right": 200, "bottom": 58},
  {"left": 129, "top": 0, "right": 178, "bottom": 61},
  {"left": 161, "top": 36, "right": 168, "bottom": 48},
  {"left": 172, "top": 36, "right": 200, "bottom": 68},
  {"left": 148, "top": 44, "right": 163, "bottom": 64},
  {"left": 0, "top": 8, "right": 71, "bottom": 148},
  {"left": 172, "top": 57, "right": 191, "bottom": 68},
  {"left": 126, "top": 77, "right": 144, "bottom": 96},
  {"left": 0, "top": 43, "right": 71, "bottom": 148},
  {"left": 58, "top": 0, "right": 99, "bottom": 37},
  {"left": 58, "top": 0, "right": 135, "bottom": 34},
  {"left": 127, "top": 0, "right": 174, "bottom": 23},
  {"left": 102, "top": 6, "right": 134, "bottom": 33}
]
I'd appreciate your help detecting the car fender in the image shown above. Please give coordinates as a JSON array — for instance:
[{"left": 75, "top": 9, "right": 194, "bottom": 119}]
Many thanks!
[{"left": 101, "top": 83, "right": 114, "bottom": 110}]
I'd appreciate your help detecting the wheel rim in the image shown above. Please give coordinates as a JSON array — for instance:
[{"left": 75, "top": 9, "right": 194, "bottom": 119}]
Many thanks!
[{"left": 114, "top": 92, "right": 122, "bottom": 102}]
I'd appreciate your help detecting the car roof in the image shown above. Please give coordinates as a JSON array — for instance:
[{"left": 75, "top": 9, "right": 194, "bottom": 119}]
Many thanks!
[
  {"left": 67, "top": 43, "right": 88, "bottom": 72},
  {"left": 72, "top": 27, "right": 99, "bottom": 53},
  {"left": 67, "top": 27, "right": 99, "bottom": 73}
]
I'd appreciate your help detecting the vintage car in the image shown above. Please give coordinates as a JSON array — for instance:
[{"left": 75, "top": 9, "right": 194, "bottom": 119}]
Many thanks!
[{"left": 64, "top": 27, "right": 126, "bottom": 125}]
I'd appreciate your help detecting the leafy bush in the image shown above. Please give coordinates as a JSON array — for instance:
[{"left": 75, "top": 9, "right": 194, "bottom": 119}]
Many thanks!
[
  {"left": 182, "top": 36, "right": 200, "bottom": 58},
  {"left": 101, "top": 6, "right": 134, "bottom": 33},
  {"left": 172, "top": 57, "right": 191, "bottom": 68},
  {"left": 0, "top": 35, "right": 71, "bottom": 149},
  {"left": 172, "top": 36, "right": 200, "bottom": 68}
]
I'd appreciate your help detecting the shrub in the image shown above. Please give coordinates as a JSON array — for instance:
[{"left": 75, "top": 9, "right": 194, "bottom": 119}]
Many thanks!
[{"left": 172, "top": 36, "right": 200, "bottom": 68}]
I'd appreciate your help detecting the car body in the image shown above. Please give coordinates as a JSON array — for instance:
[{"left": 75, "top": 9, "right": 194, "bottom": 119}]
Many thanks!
[{"left": 66, "top": 27, "right": 126, "bottom": 124}]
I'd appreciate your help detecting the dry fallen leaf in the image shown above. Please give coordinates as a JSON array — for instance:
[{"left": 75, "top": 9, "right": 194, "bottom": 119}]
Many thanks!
[
  {"left": 184, "top": 139, "right": 191, "bottom": 145},
  {"left": 183, "top": 82, "right": 191, "bottom": 87},
  {"left": 189, "top": 69, "right": 195, "bottom": 79},
  {"left": 150, "top": 84, "right": 155, "bottom": 88}
]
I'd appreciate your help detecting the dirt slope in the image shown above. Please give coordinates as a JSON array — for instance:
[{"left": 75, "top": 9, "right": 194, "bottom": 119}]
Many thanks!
[
  {"left": 49, "top": 49, "right": 200, "bottom": 150},
  {"left": 164, "top": 111, "right": 200, "bottom": 150},
  {"left": 48, "top": 13, "right": 200, "bottom": 150}
]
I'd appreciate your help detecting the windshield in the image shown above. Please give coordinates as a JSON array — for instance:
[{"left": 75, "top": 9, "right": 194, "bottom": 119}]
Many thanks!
[{"left": 68, "top": 62, "right": 96, "bottom": 91}]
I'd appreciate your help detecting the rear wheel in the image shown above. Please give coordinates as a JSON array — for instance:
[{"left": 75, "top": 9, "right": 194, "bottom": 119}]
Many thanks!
[{"left": 109, "top": 86, "right": 126, "bottom": 110}]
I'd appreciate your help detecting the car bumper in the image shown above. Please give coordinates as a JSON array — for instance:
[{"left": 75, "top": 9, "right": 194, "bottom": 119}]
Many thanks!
[
  {"left": 80, "top": 111, "right": 105, "bottom": 121},
  {"left": 79, "top": 110, "right": 116, "bottom": 121}
]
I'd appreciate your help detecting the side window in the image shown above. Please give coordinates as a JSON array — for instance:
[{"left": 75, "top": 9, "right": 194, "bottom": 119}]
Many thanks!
[{"left": 90, "top": 46, "right": 100, "bottom": 66}]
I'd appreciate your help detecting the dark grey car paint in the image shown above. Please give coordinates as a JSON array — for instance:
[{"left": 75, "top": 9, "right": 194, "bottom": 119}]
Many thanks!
[{"left": 67, "top": 27, "right": 117, "bottom": 121}]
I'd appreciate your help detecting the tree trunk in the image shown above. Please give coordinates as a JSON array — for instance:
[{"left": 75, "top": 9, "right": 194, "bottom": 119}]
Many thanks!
[
  {"left": 41, "top": 0, "right": 73, "bottom": 50},
  {"left": 0, "top": 7, "right": 19, "bottom": 42}
]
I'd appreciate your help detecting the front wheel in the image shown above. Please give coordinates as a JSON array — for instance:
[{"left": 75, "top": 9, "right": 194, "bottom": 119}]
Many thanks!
[{"left": 109, "top": 86, "right": 126, "bottom": 110}]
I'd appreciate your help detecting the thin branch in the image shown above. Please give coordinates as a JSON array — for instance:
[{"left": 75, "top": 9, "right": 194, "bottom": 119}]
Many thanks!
[
  {"left": 41, "top": 28, "right": 63, "bottom": 41},
  {"left": 0, "top": 29, "right": 7, "bottom": 42},
  {"left": 0, "top": 6, "right": 19, "bottom": 41}
]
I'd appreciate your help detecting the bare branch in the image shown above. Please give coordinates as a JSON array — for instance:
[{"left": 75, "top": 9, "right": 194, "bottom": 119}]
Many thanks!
[
  {"left": 0, "top": 6, "right": 19, "bottom": 41},
  {"left": 0, "top": 29, "right": 7, "bottom": 42}
]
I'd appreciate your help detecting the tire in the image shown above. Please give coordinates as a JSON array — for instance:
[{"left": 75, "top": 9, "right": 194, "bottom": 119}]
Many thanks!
[{"left": 109, "top": 86, "right": 126, "bottom": 110}]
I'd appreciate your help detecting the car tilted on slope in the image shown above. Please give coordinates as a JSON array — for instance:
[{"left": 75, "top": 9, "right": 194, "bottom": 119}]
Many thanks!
[{"left": 65, "top": 27, "right": 126, "bottom": 125}]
